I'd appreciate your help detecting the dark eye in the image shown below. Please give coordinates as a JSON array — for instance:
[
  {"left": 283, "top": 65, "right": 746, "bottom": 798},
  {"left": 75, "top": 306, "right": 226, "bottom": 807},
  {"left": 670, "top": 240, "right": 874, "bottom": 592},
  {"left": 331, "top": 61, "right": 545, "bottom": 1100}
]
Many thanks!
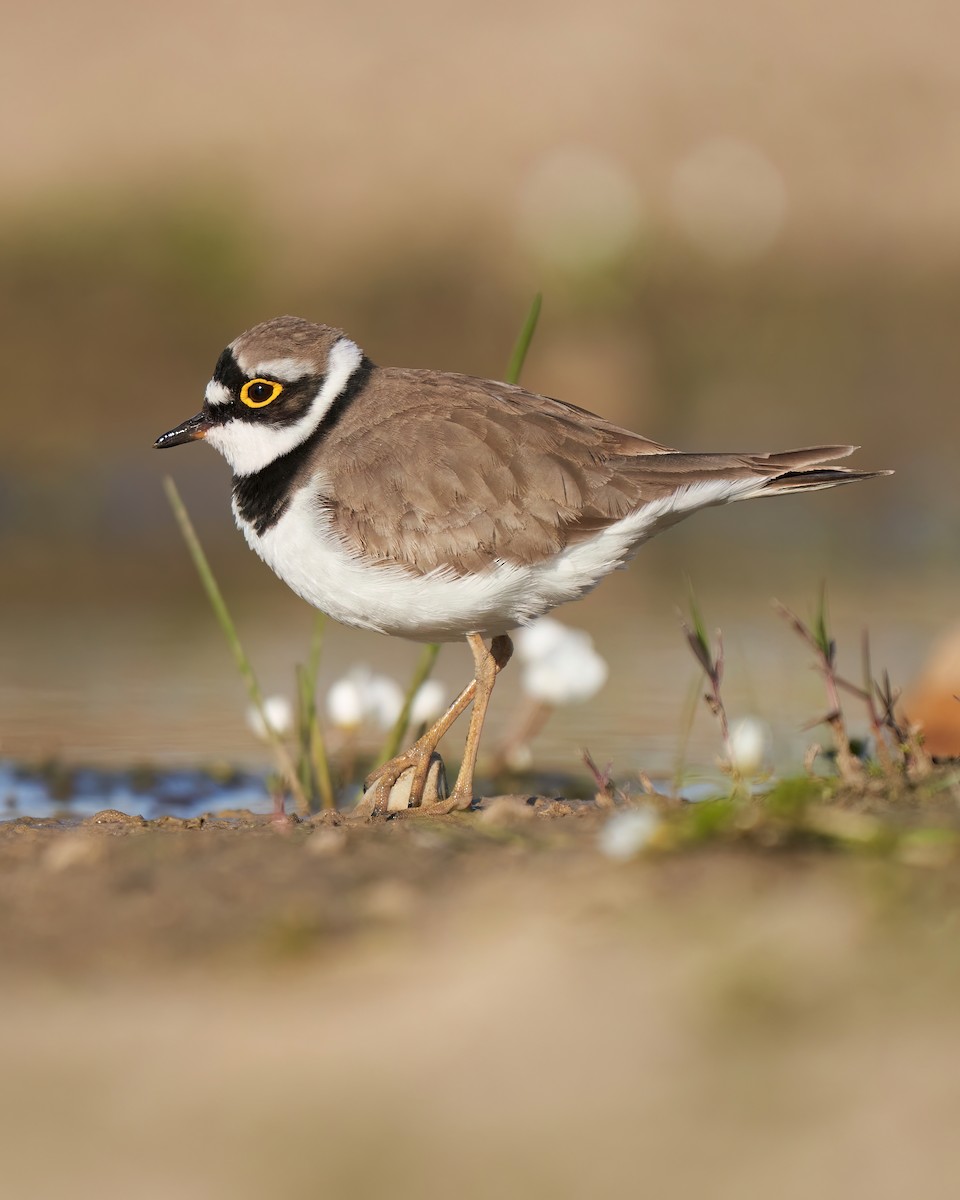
[{"left": 240, "top": 378, "right": 283, "bottom": 408}]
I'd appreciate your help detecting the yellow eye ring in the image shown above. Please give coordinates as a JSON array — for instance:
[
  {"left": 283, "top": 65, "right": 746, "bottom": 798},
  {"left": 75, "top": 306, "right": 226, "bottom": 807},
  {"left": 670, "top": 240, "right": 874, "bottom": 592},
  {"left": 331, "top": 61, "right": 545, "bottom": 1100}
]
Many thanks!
[{"left": 240, "top": 378, "right": 284, "bottom": 408}]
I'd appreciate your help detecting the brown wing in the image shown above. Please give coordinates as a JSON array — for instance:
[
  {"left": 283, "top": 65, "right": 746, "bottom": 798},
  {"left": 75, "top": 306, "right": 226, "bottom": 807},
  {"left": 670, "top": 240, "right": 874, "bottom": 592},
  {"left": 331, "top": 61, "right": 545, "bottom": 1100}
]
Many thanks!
[{"left": 317, "top": 369, "right": 876, "bottom": 575}]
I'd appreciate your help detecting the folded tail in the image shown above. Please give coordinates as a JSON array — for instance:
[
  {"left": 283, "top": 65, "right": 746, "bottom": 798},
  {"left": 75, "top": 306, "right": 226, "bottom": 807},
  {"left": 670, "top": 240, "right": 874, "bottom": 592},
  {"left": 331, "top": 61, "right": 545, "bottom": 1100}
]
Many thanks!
[{"left": 741, "top": 445, "right": 892, "bottom": 498}]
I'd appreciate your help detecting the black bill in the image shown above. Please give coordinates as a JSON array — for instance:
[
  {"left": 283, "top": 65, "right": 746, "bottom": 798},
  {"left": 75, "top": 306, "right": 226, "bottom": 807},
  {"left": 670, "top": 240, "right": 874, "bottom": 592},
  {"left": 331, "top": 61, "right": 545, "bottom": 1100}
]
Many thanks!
[{"left": 154, "top": 412, "right": 212, "bottom": 449}]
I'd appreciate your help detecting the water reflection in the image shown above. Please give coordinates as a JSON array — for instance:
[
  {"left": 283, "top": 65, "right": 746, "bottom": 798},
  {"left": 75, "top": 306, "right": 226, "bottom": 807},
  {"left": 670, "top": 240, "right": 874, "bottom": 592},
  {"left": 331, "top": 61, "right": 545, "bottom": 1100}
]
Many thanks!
[
  {"left": 0, "top": 763, "right": 274, "bottom": 822},
  {"left": 0, "top": 570, "right": 951, "bottom": 819}
]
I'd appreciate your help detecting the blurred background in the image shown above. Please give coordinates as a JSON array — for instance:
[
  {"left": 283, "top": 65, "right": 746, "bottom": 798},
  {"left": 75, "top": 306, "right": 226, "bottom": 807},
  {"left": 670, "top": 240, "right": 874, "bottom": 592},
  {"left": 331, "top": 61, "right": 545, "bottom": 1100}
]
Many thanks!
[{"left": 2, "top": 0, "right": 959, "bottom": 775}]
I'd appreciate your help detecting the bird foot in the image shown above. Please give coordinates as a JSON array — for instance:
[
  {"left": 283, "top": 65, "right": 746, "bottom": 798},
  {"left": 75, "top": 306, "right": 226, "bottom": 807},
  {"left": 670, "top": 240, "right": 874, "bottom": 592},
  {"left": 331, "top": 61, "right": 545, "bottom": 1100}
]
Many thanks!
[
  {"left": 418, "top": 786, "right": 475, "bottom": 815},
  {"left": 357, "top": 750, "right": 447, "bottom": 817}
]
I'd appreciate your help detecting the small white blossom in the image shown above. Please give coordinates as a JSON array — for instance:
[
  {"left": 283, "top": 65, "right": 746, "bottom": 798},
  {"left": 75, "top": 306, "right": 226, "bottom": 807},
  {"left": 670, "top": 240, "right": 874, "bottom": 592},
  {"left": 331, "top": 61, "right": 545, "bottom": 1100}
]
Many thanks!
[
  {"left": 246, "top": 695, "right": 294, "bottom": 741},
  {"left": 325, "top": 667, "right": 403, "bottom": 732},
  {"left": 515, "top": 617, "right": 608, "bottom": 705},
  {"left": 365, "top": 674, "right": 404, "bottom": 731},
  {"left": 326, "top": 675, "right": 366, "bottom": 730},
  {"left": 597, "top": 807, "right": 661, "bottom": 860},
  {"left": 728, "top": 716, "right": 772, "bottom": 776},
  {"left": 514, "top": 616, "right": 569, "bottom": 662},
  {"left": 410, "top": 679, "right": 447, "bottom": 726}
]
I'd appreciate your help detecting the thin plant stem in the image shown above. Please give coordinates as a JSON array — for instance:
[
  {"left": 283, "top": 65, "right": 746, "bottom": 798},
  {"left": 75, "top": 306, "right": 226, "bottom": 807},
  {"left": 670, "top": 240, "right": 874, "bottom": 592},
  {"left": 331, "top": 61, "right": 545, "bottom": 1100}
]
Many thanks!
[
  {"left": 671, "top": 673, "right": 703, "bottom": 797},
  {"left": 680, "top": 590, "right": 734, "bottom": 766},
  {"left": 163, "top": 476, "right": 309, "bottom": 815},
  {"left": 373, "top": 642, "right": 441, "bottom": 770},
  {"left": 296, "top": 665, "right": 313, "bottom": 805},
  {"left": 774, "top": 594, "right": 862, "bottom": 785},
  {"left": 505, "top": 292, "right": 543, "bottom": 386},
  {"left": 311, "top": 719, "right": 337, "bottom": 810},
  {"left": 294, "top": 663, "right": 335, "bottom": 812},
  {"left": 301, "top": 613, "right": 336, "bottom": 809},
  {"left": 293, "top": 666, "right": 336, "bottom": 812}
]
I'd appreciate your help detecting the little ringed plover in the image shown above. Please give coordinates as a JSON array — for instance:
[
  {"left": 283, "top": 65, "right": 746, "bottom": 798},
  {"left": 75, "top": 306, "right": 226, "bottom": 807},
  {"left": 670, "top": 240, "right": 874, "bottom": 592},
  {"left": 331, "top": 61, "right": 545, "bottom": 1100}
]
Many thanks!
[{"left": 155, "top": 316, "right": 888, "bottom": 814}]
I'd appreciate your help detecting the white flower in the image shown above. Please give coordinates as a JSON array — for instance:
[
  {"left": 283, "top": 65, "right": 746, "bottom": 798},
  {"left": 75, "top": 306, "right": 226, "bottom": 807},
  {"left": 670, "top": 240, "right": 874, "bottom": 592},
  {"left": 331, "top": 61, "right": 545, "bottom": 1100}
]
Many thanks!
[
  {"left": 728, "top": 716, "right": 772, "bottom": 776},
  {"left": 325, "top": 667, "right": 403, "bottom": 732},
  {"left": 597, "top": 808, "right": 661, "bottom": 860},
  {"left": 410, "top": 680, "right": 446, "bottom": 726},
  {"left": 515, "top": 618, "right": 608, "bottom": 705},
  {"left": 246, "top": 695, "right": 293, "bottom": 741},
  {"left": 326, "top": 674, "right": 366, "bottom": 730},
  {"left": 365, "top": 674, "right": 404, "bottom": 731},
  {"left": 515, "top": 617, "right": 570, "bottom": 662}
]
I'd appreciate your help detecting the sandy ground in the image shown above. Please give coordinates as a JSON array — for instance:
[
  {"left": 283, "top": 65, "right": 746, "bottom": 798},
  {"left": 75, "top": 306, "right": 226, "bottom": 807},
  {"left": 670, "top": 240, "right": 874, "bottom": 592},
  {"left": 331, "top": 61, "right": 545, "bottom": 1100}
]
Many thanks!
[{"left": 3, "top": 804, "right": 960, "bottom": 1199}]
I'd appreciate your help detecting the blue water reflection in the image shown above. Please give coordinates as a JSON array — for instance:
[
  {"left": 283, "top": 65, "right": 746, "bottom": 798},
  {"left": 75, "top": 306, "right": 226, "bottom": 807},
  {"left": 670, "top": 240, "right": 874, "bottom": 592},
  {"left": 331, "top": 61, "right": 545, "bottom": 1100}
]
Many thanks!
[{"left": 0, "top": 762, "right": 274, "bottom": 821}]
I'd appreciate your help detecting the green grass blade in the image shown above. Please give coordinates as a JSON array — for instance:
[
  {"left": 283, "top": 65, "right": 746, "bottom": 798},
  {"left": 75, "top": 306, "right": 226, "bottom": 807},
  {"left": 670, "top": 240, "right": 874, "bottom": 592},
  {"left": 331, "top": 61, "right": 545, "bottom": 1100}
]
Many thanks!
[
  {"left": 671, "top": 672, "right": 703, "bottom": 797},
  {"left": 310, "top": 715, "right": 337, "bottom": 811},
  {"left": 505, "top": 292, "right": 543, "bottom": 385},
  {"left": 295, "top": 664, "right": 315, "bottom": 809},
  {"left": 681, "top": 584, "right": 715, "bottom": 679},
  {"left": 301, "top": 613, "right": 336, "bottom": 810},
  {"left": 813, "top": 582, "right": 833, "bottom": 662},
  {"left": 373, "top": 642, "right": 441, "bottom": 771},
  {"left": 163, "top": 476, "right": 309, "bottom": 815}
]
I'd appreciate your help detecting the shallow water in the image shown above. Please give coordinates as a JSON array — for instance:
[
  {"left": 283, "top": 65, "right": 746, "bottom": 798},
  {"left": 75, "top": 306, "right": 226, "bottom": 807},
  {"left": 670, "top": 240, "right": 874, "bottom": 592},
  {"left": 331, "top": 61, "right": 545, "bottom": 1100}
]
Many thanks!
[
  {"left": 0, "top": 570, "right": 953, "bottom": 819},
  {"left": 0, "top": 762, "right": 275, "bottom": 822},
  {"left": 0, "top": 759, "right": 761, "bottom": 822}
]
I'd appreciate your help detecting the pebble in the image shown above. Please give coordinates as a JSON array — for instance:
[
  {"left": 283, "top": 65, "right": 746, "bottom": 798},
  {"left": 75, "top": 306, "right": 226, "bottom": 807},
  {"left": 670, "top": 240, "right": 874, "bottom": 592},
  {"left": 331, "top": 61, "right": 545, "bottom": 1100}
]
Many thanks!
[
  {"left": 43, "top": 834, "right": 102, "bottom": 872},
  {"left": 306, "top": 828, "right": 348, "bottom": 857}
]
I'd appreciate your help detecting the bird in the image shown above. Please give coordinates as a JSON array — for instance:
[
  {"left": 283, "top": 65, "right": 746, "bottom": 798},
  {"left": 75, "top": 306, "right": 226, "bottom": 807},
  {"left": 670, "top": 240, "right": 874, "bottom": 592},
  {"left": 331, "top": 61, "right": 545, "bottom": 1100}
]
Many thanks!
[{"left": 155, "top": 315, "right": 888, "bottom": 814}]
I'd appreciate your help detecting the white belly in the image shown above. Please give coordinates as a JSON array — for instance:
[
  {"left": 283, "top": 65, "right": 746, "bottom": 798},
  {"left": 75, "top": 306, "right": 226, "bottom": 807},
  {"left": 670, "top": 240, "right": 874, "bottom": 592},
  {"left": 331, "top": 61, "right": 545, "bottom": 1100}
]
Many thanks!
[{"left": 233, "top": 478, "right": 754, "bottom": 642}]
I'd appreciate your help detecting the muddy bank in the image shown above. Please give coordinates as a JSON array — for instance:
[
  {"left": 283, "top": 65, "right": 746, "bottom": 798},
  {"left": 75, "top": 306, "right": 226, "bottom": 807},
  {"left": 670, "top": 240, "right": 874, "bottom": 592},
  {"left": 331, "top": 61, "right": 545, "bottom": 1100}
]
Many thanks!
[
  {"left": 4, "top": 805, "right": 960, "bottom": 1199},
  {"left": 0, "top": 801, "right": 616, "bottom": 974}
]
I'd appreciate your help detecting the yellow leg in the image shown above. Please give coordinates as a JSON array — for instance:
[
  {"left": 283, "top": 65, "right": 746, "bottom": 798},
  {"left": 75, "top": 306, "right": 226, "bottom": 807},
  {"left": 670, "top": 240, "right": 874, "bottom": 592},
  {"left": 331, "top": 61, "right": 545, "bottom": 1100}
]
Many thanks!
[
  {"left": 360, "top": 633, "right": 513, "bottom": 817},
  {"left": 360, "top": 676, "right": 478, "bottom": 816},
  {"left": 430, "top": 633, "right": 513, "bottom": 813}
]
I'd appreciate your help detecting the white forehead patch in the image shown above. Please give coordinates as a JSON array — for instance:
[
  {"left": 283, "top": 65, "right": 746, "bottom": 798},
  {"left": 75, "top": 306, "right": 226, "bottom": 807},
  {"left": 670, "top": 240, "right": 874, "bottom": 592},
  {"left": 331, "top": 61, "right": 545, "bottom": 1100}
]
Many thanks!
[
  {"left": 205, "top": 337, "right": 364, "bottom": 477},
  {"left": 246, "top": 356, "right": 312, "bottom": 383},
  {"left": 205, "top": 380, "right": 232, "bottom": 407}
]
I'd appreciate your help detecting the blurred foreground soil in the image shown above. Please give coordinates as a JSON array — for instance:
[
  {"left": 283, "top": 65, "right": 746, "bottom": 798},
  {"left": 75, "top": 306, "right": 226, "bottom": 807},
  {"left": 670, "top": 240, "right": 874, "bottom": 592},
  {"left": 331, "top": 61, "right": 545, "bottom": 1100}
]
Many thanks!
[{"left": 2, "top": 804, "right": 960, "bottom": 1198}]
